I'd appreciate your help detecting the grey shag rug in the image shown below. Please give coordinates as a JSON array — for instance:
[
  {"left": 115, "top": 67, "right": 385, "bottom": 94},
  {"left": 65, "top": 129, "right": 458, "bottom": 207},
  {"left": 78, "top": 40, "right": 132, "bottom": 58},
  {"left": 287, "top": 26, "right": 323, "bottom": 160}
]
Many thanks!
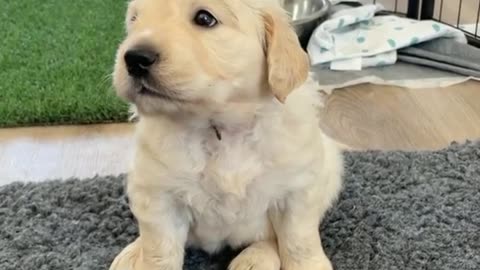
[{"left": 1, "top": 142, "right": 480, "bottom": 270}]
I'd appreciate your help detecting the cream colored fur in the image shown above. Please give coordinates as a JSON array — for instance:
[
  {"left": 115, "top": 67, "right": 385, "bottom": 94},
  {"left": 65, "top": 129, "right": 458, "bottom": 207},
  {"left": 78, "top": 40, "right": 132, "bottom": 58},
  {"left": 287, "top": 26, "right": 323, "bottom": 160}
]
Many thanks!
[{"left": 110, "top": 0, "right": 344, "bottom": 270}]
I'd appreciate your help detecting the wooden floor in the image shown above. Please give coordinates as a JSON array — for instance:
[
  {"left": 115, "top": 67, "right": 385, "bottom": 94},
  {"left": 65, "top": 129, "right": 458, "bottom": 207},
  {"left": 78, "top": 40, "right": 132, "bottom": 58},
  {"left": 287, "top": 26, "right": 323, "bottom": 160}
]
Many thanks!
[
  {"left": 1, "top": 81, "right": 479, "bottom": 184},
  {"left": 319, "top": 81, "right": 480, "bottom": 150},
  {"left": 0, "top": 123, "right": 134, "bottom": 184}
]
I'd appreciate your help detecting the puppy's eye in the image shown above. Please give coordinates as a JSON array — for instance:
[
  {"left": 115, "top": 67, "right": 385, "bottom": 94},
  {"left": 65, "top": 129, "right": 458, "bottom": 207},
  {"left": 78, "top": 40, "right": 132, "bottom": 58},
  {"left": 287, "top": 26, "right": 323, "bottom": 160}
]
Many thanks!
[
  {"left": 194, "top": 10, "right": 217, "bottom": 28},
  {"left": 130, "top": 14, "right": 137, "bottom": 22}
]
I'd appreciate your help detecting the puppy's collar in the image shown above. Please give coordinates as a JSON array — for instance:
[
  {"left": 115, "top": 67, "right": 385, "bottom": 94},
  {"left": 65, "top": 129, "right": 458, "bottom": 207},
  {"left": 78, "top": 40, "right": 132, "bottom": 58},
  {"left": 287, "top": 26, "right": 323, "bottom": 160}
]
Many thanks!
[{"left": 210, "top": 121, "right": 222, "bottom": 141}]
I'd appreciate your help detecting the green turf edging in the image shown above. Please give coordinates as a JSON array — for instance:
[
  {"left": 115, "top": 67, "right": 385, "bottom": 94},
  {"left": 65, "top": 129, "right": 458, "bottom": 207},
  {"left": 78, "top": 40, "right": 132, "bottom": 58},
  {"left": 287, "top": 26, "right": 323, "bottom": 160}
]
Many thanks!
[{"left": 0, "top": 0, "right": 130, "bottom": 127}]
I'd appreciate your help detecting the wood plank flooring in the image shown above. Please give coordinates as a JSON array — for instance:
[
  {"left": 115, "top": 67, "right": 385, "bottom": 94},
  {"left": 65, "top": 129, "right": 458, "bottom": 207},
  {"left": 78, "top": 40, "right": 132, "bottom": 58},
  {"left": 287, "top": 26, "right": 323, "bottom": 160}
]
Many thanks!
[{"left": 318, "top": 81, "right": 480, "bottom": 150}]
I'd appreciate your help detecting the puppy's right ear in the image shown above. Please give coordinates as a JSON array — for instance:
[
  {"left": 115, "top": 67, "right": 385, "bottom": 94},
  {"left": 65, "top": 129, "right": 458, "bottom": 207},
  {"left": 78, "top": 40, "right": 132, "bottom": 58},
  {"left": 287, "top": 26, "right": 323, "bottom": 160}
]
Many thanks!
[{"left": 262, "top": 7, "right": 310, "bottom": 103}]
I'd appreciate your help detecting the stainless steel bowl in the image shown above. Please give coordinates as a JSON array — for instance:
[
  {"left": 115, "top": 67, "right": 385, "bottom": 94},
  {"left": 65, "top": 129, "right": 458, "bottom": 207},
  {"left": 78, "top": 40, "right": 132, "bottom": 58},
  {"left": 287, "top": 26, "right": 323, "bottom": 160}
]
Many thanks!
[{"left": 281, "top": 0, "right": 331, "bottom": 47}]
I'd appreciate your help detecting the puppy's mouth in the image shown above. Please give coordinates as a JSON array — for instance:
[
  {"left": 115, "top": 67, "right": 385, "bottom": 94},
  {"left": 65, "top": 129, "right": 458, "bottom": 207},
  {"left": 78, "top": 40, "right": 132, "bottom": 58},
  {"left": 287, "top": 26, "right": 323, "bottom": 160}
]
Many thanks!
[{"left": 137, "top": 84, "right": 185, "bottom": 103}]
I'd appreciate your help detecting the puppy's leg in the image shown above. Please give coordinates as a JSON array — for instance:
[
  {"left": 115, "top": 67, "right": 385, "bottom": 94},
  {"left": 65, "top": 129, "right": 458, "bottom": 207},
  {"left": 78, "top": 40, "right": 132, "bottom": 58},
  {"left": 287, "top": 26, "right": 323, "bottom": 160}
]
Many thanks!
[
  {"left": 110, "top": 191, "right": 189, "bottom": 270},
  {"left": 229, "top": 239, "right": 280, "bottom": 270},
  {"left": 270, "top": 175, "right": 341, "bottom": 270}
]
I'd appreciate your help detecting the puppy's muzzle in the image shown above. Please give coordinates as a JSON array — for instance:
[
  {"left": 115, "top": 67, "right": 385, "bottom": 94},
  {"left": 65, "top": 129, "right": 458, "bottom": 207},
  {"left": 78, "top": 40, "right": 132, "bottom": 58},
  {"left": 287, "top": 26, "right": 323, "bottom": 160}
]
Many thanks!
[{"left": 124, "top": 47, "right": 158, "bottom": 78}]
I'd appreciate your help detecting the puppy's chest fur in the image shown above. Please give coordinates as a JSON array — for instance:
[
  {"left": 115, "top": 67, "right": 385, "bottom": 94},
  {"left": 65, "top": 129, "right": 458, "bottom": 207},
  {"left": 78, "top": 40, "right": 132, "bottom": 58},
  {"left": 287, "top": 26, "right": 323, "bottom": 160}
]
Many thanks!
[{"left": 179, "top": 124, "right": 285, "bottom": 224}]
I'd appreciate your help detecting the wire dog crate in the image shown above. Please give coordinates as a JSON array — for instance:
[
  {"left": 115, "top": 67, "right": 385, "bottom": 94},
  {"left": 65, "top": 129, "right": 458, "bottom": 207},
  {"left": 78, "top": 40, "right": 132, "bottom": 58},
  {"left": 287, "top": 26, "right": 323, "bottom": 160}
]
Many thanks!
[{"left": 366, "top": 0, "right": 480, "bottom": 47}]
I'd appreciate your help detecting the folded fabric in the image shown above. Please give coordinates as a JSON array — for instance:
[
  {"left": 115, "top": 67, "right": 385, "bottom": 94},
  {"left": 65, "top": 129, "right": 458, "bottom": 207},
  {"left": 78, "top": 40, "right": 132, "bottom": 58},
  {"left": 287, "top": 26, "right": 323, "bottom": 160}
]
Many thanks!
[
  {"left": 307, "top": 4, "right": 467, "bottom": 70},
  {"left": 398, "top": 38, "right": 480, "bottom": 78}
]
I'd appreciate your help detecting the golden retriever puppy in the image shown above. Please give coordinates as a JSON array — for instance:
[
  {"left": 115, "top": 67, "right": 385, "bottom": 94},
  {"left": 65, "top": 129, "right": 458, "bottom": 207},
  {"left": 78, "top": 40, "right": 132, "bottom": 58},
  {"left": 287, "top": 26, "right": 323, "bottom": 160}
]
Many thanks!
[{"left": 109, "top": 0, "right": 343, "bottom": 270}]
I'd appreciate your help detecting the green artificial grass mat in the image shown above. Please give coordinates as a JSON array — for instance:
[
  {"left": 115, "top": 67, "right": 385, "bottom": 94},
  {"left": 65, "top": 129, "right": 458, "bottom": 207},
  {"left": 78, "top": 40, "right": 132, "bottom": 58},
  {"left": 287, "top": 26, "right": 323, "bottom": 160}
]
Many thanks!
[{"left": 0, "top": 0, "right": 130, "bottom": 127}]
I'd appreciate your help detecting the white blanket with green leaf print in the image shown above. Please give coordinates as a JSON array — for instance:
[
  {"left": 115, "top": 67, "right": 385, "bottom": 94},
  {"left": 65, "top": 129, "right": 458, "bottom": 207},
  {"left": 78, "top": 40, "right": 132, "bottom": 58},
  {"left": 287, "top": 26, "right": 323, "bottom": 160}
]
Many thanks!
[{"left": 307, "top": 4, "right": 466, "bottom": 71}]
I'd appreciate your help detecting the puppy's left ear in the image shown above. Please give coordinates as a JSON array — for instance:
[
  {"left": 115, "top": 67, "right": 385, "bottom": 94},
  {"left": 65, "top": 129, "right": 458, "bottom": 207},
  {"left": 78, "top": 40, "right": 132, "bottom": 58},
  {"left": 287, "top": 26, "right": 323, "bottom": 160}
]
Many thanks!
[{"left": 263, "top": 7, "right": 310, "bottom": 103}]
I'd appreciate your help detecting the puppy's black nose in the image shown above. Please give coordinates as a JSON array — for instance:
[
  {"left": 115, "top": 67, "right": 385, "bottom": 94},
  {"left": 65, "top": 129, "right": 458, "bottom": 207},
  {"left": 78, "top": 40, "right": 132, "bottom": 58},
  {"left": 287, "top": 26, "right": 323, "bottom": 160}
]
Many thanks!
[{"left": 124, "top": 48, "right": 158, "bottom": 77}]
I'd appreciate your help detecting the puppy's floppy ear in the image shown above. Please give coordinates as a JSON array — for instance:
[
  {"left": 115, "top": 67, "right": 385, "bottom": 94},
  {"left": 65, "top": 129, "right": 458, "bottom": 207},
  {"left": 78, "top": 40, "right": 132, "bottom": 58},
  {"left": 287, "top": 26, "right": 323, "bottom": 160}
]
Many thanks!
[{"left": 263, "top": 8, "right": 310, "bottom": 103}]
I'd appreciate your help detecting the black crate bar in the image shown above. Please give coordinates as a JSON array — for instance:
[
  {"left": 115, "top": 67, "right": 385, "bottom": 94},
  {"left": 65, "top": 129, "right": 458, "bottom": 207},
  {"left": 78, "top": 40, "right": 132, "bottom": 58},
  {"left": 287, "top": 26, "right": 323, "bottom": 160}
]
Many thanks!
[
  {"left": 421, "top": 0, "right": 435, "bottom": 20},
  {"left": 406, "top": 0, "right": 420, "bottom": 19},
  {"left": 476, "top": 0, "right": 480, "bottom": 37},
  {"left": 438, "top": 0, "right": 444, "bottom": 21},
  {"left": 457, "top": 0, "right": 463, "bottom": 27},
  {"left": 407, "top": 0, "right": 434, "bottom": 19}
]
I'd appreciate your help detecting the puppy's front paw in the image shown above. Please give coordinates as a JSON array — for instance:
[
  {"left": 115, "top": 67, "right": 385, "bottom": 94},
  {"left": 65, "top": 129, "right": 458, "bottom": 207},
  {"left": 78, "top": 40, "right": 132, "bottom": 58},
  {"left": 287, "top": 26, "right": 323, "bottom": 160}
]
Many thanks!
[
  {"left": 110, "top": 240, "right": 141, "bottom": 270},
  {"left": 229, "top": 244, "right": 280, "bottom": 270},
  {"left": 110, "top": 238, "right": 183, "bottom": 270}
]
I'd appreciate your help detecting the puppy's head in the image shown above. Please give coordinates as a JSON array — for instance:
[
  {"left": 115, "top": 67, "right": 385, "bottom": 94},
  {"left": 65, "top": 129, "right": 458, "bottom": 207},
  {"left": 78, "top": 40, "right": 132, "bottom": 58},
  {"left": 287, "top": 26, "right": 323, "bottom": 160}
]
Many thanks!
[{"left": 113, "top": 0, "right": 309, "bottom": 116}]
